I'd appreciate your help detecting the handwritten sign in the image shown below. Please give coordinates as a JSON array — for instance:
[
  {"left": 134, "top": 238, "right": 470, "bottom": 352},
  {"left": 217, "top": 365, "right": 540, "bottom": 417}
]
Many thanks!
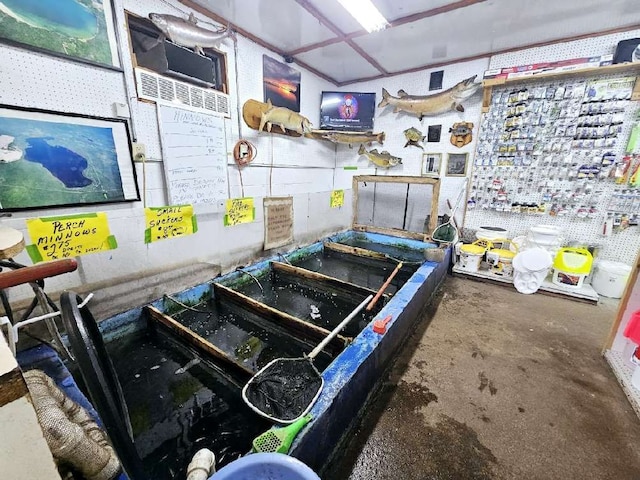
[
  {"left": 264, "top": 197, "right": 293, "bottom": 250},
  {"left": 224, "top": 198, "right": 255, "bottom": 226},
  {"left": 157, "top": 105, "right": 228, "bottom": 207},
  {"left": 25, "top": 213, "right": 116, "bottom": 263},
  {"left": 144, "top": 205, "right": 198, "bottom": 243},
  {"left": 330, "top": 190, "right": 344, "bottom": 208}
]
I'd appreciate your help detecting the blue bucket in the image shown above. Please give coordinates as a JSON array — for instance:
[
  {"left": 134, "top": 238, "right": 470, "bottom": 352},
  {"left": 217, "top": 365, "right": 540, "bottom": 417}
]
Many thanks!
[{"left": 209, "top": 453, "right": 320, "bottom": 480}]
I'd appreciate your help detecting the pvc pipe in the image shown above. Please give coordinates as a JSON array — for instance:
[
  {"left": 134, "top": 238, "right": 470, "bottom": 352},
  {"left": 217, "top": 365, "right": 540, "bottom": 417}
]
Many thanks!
[{"left": 186, "top": 448, "right": 216, "bottom": 480}]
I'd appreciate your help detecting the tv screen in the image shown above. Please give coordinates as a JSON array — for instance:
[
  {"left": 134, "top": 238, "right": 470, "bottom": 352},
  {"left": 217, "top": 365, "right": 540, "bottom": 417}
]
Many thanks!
[{"left": 320, "top": 91, "right": 376, "bottom": 131}]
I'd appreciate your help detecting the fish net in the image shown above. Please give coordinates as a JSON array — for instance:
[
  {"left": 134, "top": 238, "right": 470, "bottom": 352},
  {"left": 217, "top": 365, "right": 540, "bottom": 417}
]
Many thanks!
[{"left": 243, "top": 357, "right": 323, "bottom": 423}]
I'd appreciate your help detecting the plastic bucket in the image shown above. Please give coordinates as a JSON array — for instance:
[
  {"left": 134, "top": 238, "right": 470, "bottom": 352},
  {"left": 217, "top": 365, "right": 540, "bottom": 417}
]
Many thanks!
[
  {"left": 591, "top": 260, "right": 632, "bottom": 298},
  {"left": 458, "top": 243, "right": 486, "bottom": 272},
  {"left": 513, "top": 248, "right": 552, "bottom": 294},
  {"left": 552, "top": 268, "right": 587, "bottom": 289},
  {"left": 209, "top": 453, "right": 321, "bottom": 480}
]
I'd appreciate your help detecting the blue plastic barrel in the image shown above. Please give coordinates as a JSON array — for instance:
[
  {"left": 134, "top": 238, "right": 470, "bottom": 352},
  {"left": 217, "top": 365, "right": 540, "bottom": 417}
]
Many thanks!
[{"left": 209, "top": 453, "right": 321, "bottom": 480}]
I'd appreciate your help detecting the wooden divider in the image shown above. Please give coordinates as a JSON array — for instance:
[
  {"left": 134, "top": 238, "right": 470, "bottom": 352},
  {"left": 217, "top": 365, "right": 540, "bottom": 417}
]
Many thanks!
[
  {"left": 213, "top": 283, "right": 347, "bottom": 355},
  {"left": 145, "top": 306, "right": 254, "bottom": 379},
  {"left": 323, "top": 241, "right": 389, "bottom": 261},
  {"left": 270, "top": 260, "right": 382, "bottom": 299}
]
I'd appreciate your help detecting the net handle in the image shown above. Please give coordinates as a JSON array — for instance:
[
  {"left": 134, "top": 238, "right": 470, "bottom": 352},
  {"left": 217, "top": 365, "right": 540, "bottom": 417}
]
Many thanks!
[{"left": 308, "top": 294, "right": 372, "bottom": 360}]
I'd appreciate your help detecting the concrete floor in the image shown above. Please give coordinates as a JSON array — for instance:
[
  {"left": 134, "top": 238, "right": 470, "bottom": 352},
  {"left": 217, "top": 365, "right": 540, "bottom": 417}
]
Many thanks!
[{"left": 325, "top": 276, "right": 640, "bottom": 480}]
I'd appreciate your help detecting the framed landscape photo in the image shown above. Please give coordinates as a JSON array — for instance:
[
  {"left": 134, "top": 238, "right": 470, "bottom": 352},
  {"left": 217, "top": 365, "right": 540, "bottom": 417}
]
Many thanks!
[
  {"left": 0, "top": 105, "right": 139, "bottom": 211},
  {"left": 0, "top": 0, "right": 119, "bottom": 68},
  {"left": 421, "top": 152, "right": 441, "bottom": 177},
  {"left": 446, "top": 153, "right": 469, "bottom": 177}
]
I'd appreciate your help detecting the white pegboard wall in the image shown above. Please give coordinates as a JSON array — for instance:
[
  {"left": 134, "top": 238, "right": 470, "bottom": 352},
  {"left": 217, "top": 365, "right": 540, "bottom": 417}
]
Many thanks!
[
  {"left": 466, "top": 74, "right": 640, "bottom": 265},
  {"left": 489, "top": 28, "right": 640, "bottom": 69},
  {"left": 0, "top": 44, "right": 126, "bottom": 118}
]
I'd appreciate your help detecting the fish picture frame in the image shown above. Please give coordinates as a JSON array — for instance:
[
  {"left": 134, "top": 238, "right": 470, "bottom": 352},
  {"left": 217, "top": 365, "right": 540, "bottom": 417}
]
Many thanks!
[
  {"left": 0, "top": 104, "right": 139, "bottom": 211},
  {"left": 0, "top": 0, "right": 120, "bottom": 68},
  {"left": 445, "top": 153, "right": 469, "bottom": 177},
  {"left": 421, "top": 153, "right": 441, "bottom": 177}
]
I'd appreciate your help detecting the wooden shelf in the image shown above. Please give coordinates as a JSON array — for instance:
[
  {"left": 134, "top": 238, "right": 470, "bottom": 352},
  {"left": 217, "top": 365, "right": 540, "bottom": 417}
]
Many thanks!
[
  {"left": 483, "top": 62, "right": 640, "bottom": 87},
  {"left": 452, "top": 264, "right": 599, "bottom": 304}
]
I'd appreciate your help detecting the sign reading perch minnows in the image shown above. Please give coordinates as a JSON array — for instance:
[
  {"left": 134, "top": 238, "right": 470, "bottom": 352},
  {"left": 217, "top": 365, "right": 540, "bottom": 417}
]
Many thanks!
[
  {"left": 144, "top": 205, "right": 197, "bottom": 243},
  {"left": 225, "top": 198, "right": 255, "bottom": 226},
  {"left": 26, "top": 213, "right": 116, "bottom": 263}
]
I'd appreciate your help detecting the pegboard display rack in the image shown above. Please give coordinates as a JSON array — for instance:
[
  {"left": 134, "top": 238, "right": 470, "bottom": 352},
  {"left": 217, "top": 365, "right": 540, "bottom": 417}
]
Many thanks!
[{"left": 465, "top": 67, "right": 640, "bottom": 266}]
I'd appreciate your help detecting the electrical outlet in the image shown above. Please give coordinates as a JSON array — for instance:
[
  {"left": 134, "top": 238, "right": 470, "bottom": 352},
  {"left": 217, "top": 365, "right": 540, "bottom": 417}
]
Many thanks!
[{"left": 132, "top": 143, "right": 146, "bottom": 162}]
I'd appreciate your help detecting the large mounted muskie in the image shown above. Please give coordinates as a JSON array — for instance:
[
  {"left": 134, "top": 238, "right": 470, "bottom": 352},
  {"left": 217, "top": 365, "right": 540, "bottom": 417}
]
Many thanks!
[
  {"left": 378, "top": 75, "right": 481, "bottom": 120},
  {"left": 149, "top": 13, "right": 233, "bottom": 55}
]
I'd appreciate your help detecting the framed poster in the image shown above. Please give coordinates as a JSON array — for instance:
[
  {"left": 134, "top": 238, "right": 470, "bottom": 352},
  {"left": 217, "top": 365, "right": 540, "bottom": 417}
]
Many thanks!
[
  {"left": 446, "top": 153, "right": 469, "bottom": 177},
  {"left": 421, "top": 153, "right": 441, "bottom": 177},
  {"left": 0, "top": 0, "right": 119, "bottom": 68},
  {"left": 427, "top": 125, "right": 442, "bottom": 142},
  {"left": 263, "top": 55, "right": 301, "bottom": 112},
  {"left": 0, "top": 105, "right": 139, "bottom": 211}
]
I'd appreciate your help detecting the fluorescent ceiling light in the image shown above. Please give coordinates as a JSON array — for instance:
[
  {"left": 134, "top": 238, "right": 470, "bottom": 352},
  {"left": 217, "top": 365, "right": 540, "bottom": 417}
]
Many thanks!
[{"left": 336, "top": 0, "right": 389, "bottom": 33}]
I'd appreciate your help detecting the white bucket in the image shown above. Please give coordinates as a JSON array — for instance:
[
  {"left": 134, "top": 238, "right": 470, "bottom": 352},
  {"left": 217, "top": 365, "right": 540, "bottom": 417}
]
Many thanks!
[
  {"left": 552, "top": 268, "right": 587, "bottom": 289},
  {"left": 591, "top": 260, "right": 632, "bottom": 299},
  {"left": 513, "top": 248, "right": 552, "bottom": 294},
  {"left": 459, "top": 250, "right": 484, "bottom": 272}
]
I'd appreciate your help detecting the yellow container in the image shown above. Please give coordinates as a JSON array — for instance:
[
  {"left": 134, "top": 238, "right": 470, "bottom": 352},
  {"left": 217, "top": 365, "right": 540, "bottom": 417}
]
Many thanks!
[
  {"left": 552, "top": 247, "right": 593, "bottom": 289},
  {"left": 458, "top": 241, "right": 490, "bottom": 272},
  {"left": 486, "top": 239, "right": 517, "bottom": 277}
]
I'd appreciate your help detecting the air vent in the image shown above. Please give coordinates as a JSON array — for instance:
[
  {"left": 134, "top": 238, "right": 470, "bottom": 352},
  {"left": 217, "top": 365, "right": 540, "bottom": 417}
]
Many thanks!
[{"left": 134, "top": 68, "right": 230, "bottom": 117}]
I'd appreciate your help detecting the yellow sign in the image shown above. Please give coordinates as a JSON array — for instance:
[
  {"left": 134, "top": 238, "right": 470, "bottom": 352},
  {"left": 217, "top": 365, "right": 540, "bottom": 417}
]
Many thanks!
[
  {"left": 330, "top": 190, "right": 344, "bottom": 208},
  {"left": 26, "top": 213, "right": 117, "bottom": 263},
  {"left": 144, "top": 205, "right": 197, "bottom": 243},
  {"left": 224, "top": 197, "right": 255, "bottom": 226}
]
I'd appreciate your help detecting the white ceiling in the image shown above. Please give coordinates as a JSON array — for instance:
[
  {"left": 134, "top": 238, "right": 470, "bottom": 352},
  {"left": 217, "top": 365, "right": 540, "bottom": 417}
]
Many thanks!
[{"left": 188, "top": 0, "right": 640, "bottom": 85}]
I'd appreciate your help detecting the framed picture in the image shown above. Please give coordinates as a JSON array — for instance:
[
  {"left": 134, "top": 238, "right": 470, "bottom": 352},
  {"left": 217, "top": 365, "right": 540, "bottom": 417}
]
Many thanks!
[
  {"left": 421, "top": 153, "right": 441, "bottom": 177},
  {"left": 263, "top": 55, "right": 301, "bottom": 112},
  {"left": 446, "top": 153, "right": 469, "bottom": 177},
  {"left": 0, "top": 104, "right": 139, "bottom": 211},
  {"left": 0, "top": 0, "right": 119, "bottom": 68},
  {"left": 427, "top": 125, "right": 442, "bottom": 142}
]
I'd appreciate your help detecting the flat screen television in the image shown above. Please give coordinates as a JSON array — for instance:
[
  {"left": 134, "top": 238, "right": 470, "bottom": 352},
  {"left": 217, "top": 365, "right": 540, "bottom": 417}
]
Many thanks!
[{"left": 319, "top": 91, "right": 376, "bottom": 131}]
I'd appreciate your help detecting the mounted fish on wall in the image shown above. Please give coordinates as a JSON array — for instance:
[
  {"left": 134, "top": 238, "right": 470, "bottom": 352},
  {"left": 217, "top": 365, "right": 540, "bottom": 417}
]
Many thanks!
[
  {"left": 377, "top": 75, "right": 481, "bottom": 120},
  {"left": 403, "top": 127, "right": 425, "bottom": 149},
  {"left": 358, "top": 145, "right": 402, "bottom": 169},
  {"left": 259, "top": 99, "right": 312, "bottom": 135},
  {"left": 319, "top": 131, "right": 385, "bottom": 148},
  {"left": 149, "top": 12, "right": 233, "bottom": 55}
]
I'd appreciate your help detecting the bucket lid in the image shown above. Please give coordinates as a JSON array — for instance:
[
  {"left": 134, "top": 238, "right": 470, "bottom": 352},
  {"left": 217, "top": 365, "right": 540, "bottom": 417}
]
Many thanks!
[
  {"left": 553, "top": 248, "right": 592, "bottom": 274},
  {"left": 461, "top": 244, "right": 485, "bottom": 255},
  {"left": 596, "top": 260, "right": 632, "bottom": 275},
  {"left": 519, "top": 248, "right": 552, "bottom": 271},
  {"left": 490, "top": 248, "right": 515, "bottom": 259}
]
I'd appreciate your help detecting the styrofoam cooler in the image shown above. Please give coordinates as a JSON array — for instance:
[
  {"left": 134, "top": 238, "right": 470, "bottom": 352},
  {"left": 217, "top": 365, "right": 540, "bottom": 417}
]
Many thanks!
[
  {"left": 513, "top": 248, "right": 553, "bottom": 294},
  {"left": 591, "top": 260, "right": 632, "bottom": 298}
]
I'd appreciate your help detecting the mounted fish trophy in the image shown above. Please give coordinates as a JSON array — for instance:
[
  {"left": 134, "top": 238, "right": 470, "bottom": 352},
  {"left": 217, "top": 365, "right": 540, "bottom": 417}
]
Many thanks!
[
  {"left": 149, "top": 12, "right": 233, "bottom": 55},
  {"left": 358, "top": 145, "right": 402, "bottom": 169},
  {"left": 403, "top": 127, "right": 425, "bottom": 149},
  {"left": 377, "top": 75, "right": 481, "bottom": 121},
  {"left": 242, "top": 99, "right": 313, "bottom": 137},
  {"left": 449, "top": 122, "right": 474, "bottom": 148}
]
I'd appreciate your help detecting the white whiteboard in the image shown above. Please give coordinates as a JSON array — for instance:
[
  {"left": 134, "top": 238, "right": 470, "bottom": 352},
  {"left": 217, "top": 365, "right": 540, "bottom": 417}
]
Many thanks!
[{"left": 157, "top": 105, "right": 228, "bottom": 207}]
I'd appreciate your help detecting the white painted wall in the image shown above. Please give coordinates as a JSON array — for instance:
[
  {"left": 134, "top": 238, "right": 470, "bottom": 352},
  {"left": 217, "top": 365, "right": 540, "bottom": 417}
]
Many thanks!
[
  {"left": 338, "top": 58, "right": 490, "bottom": 227},
  {"left": 0, "top": 0, "right": 351, "bottom": 303}
]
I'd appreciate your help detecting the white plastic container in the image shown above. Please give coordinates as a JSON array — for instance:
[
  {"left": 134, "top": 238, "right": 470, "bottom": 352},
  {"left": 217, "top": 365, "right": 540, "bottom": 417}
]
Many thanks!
[
  {"left": 552, "top": 268, "right": 587, "bottom": 289},
  {"left": 591, "top": 260, "right": 632, "bottom": 298},
  {"left": 458, "top": 244, "right": 485, "bottom": 272},
  {"left": 513, "top": 248, "right": 552, "bottom": 294}
]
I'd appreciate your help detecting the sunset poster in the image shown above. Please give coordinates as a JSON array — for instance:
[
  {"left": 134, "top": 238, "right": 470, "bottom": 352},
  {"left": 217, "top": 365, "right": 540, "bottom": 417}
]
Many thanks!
[{"left": 263, "top": 55, "right": 301, "bottom": 112}]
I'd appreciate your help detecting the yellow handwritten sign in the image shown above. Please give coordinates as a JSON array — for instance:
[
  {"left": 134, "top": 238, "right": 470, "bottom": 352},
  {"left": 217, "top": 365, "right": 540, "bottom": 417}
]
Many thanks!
[
  {"left": 144, "top": 205, "right": 197, "bottom": 243},
  {"left": 26, "top": 213, "right": 117, "bottom": 263},
  {"left": 224, "top": 198, "right": 255, "bottom": 226},
  {"left": 330, "top": 190, "right": 345, "bottom": 208}
]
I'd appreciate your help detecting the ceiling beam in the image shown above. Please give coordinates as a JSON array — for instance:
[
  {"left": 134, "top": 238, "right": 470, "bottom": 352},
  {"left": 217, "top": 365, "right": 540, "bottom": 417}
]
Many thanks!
[
  {"left": 293, "top": 0, "right": 388, "bottom": 74},
  {"left": 178, "top": 0, "right": 340, "bottom": 84},
  {"left": 336, "top": 22, "right": 640, "bottom": 86},
  {"left": 286, "top": 0, "right": 487, "bottom": 56}
]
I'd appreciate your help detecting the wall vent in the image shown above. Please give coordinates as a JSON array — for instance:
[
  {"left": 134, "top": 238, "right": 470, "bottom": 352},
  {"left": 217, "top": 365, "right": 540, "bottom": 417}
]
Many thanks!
[{"left": 134, "top": 68, "right": 230, "bottom": 118}]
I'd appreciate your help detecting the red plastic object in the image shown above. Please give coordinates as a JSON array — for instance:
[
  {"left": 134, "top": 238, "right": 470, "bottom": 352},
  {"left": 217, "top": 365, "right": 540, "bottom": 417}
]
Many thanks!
[
  {"left": 623, "top": 310, "right": 640, "bottom": 344},
  {"left": 373, "top": 315, "right": 393, "bottom": 335}
]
